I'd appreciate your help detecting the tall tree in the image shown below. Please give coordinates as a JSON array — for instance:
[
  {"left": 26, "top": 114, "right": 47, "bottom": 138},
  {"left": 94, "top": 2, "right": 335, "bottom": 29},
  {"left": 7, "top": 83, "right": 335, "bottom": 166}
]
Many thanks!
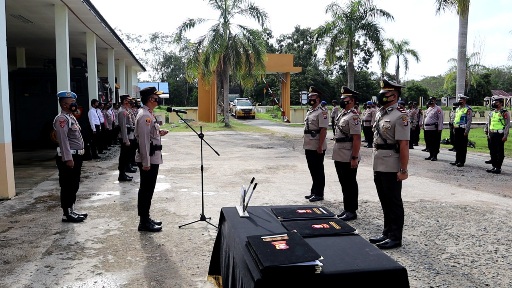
[
  {"left": 315, "top": 0, "right": 393, "bottom": 89},
  {"left": 435, "top": 0, "right": 471, "bottom": 97},
  {"left": 387, "top": 39, "right": 420, "bottom": 84},
  {"left": 174, "top": 0, "right": 268, "bottom": 126},
  {"left": 446, "top": 51, "right": 485, "bottom": 93}
]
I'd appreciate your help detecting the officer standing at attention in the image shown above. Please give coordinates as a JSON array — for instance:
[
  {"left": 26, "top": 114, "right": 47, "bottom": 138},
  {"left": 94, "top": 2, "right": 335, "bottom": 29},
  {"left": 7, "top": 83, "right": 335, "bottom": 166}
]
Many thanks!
[
  {"left": 448, "top": 102, "right": 459, "bottom": 152},
  {"left": 117, "top": 94, "right": 135, "bottom": 182},
  {"left": 369, "top": 79, "right": 409, "bottom": 250},
  {"left": 423, "top": 97, "right": 443, "bottom": 161},
  {"left": 303, "top": 86, "right": 329, "bottom": 202},
  {"left": 135, "top": 87, "right": 169, "bottom": 232},
  {"left": 362, "top": 101, "right": 376, "bottom": 148},
  {"left": 407, "top": 101, "right": 419, "bottom": 149},
  {"left": 485, "top": 96, "right": 509, "bottom": 174},
  {"left": 450, "top": 94, "right": 472, "bottom": 167},
  {"left": 332, "top": 86, "right": 361, "bottom": 221},
  {"left": 330, "top": 100, "right": 339, "bottom": 139},
  {"left": 87, "top": 99, "right": 102, "bottom": 159},
  {"left": 54, "top": 91, "right": 88, "bottom": 223}
]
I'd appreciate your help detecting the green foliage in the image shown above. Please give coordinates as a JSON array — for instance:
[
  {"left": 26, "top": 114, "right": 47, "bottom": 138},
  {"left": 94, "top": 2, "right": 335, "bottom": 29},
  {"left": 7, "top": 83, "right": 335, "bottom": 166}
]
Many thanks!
[{"left": 402, "top": 81, "right": 429, "bottom": 103}]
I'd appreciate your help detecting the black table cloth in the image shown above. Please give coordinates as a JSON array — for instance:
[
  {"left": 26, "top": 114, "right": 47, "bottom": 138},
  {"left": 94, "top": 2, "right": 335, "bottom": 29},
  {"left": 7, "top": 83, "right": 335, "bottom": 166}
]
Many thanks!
[{"left": 208, "top": 206, "right": 409, "bottom": 288}]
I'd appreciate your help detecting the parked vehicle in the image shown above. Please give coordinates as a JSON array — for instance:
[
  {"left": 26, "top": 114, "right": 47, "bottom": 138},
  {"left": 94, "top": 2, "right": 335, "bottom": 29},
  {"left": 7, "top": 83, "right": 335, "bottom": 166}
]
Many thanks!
[{"left": 231, "top": 98, "right": 256, "bottom": 119}]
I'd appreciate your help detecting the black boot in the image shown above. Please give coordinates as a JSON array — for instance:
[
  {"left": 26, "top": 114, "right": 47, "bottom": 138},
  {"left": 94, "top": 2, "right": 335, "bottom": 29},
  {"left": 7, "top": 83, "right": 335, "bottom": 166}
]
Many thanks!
[
  {"left": 72, "top": 206, "right": 88, "bottom": 219},
  {"left": 138, "top": 218, "right": 162, "bottom": 232},
  {"left": 62, "top": 208, "right": 85, "bottom": 223},
  {"left": 118, "top": 173, "right": 133, "bottom": 182}
]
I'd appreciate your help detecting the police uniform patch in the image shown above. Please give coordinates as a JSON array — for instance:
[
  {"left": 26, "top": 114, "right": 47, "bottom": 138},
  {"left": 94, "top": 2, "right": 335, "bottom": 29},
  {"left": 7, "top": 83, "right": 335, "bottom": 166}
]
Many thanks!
[
  {"left": 401, "top": 115, "right": 409, "bottom": 126},
  {"left": 352, "top": 116, "right": 359, "bottom": 125},
  {"left": 59, "top": 119, "right": 66, "bottom": 128},
  {"left": 145, "top": 118, "right": 152, "bottom": 125},
  {"left": 322, "top": 111, "right": 328, "bottom": 119}
]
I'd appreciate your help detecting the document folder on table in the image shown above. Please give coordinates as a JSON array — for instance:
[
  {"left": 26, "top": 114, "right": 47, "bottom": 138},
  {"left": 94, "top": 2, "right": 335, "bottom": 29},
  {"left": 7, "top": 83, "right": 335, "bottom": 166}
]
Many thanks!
[
  {"left": 281, "top": 218, "right": 357, "bottom": 237},
  {"left": 271, "top": 206, "right": 336, "bottom": 221},
  {"left": 246, "top": 231, "right": 323, "bottom": 275}
]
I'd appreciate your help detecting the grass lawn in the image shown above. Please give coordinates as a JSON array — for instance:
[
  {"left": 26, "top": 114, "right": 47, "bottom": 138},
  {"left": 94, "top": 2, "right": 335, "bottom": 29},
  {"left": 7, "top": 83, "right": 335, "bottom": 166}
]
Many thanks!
[{"left": 419, "top": 127, "right": 512, "bottom": 157}]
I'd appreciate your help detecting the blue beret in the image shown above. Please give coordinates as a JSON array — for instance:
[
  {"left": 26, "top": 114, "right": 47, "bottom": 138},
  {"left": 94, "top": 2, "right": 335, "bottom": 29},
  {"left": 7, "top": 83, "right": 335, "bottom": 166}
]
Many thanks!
[
  {"left": 57, "top": 91, "right": 77, "bottom": 99},
  {"left": 366, "top": 101, "right": 372, "bottom": 105}
]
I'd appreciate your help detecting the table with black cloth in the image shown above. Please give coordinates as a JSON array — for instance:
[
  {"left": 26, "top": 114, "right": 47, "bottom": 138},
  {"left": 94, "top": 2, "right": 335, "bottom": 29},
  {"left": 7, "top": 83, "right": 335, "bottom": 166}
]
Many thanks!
[{"left": 208, "top": 206, "right": 409, "bottom": 288}]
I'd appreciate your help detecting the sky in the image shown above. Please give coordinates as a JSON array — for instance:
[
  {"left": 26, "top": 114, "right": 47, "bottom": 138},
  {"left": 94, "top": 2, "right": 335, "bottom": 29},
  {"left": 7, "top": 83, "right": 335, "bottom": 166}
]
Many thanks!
[{"left": 90, "top": 0, "right": 512, "bottom": 81}]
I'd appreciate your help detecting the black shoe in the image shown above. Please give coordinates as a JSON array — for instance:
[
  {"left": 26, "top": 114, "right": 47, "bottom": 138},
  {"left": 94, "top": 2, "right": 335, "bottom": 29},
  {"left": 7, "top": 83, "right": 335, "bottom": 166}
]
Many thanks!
[
  {"left": 138, "top": 221, "right": 162, "bottom": 232},
  {"left": 149, "top": 218, "right": 162, "bottom": 225},
  {"left": 409, "top": 146, "right": 414, "bottom": 149},
  {"left": 486, "top": 168, "right": 495, "bottom": 173},
  {"left": 62, "top": 212, "right": 85, "bottom": 223},
  {"left": 450, "top": 162, "right": 458, "bottom": 166},
  {"left": 336, "top": 211, "right": 346, "bottom": 218},
  {"left": 489, "top": 168, "right": 501, "bottom": 174},
  {"left": 92, "top": 155, "right": 101, "bottom": 159},
  {"left": 72, "top": 208, "right": 88, "bottom": 219},
  {"left": 448, "top": 148, "right": 455, "bottom": 151},
  {"left": 376, "top": 239, "right": 402, "bottom": 249},
  {"left": 424, "top": 156, "right": 432, "bottom": 160},
  {"left": 340, "top": 211, "right": 357, "bottom": 221},
  {"left": 365, "top": 144, "right": 373, "bottom": 148},
  {"left": 456, "top": 163, "right": 464, "bottom": 167},
  {"left": 304, "top": 194, "right": 314, "bottom": 199},
  {"left": 430, "top": 157, "right": 437, "bottom": 161},
  {"left": 421, "top": 148, "right": 428, "bottom": 152},
  {"left": 126, "top": 167, "right": 137, "bottom": 173},
  {"left": 308, "top": 195, "right": 324, "bottom": 202},
  {"left": 118, "top": 174, "right": 133, "bottom": 182},
  {"left": 485, "top": 160, "right": 492, "bottom": 164},
  {"left": 369, "top": 235, "right": 388, "bottom": 244}
]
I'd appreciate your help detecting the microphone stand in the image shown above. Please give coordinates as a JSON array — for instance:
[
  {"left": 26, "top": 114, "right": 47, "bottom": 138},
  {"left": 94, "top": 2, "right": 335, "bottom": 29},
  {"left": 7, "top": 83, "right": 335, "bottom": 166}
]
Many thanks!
[{"left": 175, "top": 111, "right": 219, "bottom": 229}]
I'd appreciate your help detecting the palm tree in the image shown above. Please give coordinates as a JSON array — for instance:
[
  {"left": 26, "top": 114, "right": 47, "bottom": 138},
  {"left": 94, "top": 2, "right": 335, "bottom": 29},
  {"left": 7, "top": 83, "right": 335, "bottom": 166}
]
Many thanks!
[
  {"left": 435, "top": 0, "right": 471, "bottom": 97},
  {"left": 446, "top": 51, "right": 485, "bottom": 93},
  {"left": 387, "top": 39, "right": 420, "bottom": 84},
  {"left": 316, "top": 0, "right": 393, "bottom": 89},
  {"left": 174, "top": 0, "right": 268, "bottom": 126},
  {"left": 377, "top": 47, "right": 392, "bottom": 79}
]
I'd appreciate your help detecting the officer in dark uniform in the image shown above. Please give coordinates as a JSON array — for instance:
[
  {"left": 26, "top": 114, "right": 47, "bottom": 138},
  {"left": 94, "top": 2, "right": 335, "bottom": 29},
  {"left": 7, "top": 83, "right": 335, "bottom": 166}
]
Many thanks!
[
  {"left": 448, "top": 102, "right": 459, "bottom": 151},
  {"left": 135, "top": 87, "right": 169, "bottom": 232},
  {"left": 54, "top": 91, "right": 88, "bottom": 223},
  {"left": 332, "top": 86, "right": 361, "bottom": 221},
  {"left": 369, "top": 79, "right": 410, "bottom": 250},
  {"left": 303, "top": 86, "right": 329, "bottom": 202},
  {"left": 450, "top": 94, "right": 472, "bottom": 167},
  {"left": 485, "top": 96, "right": 510, "bottom": 174}
]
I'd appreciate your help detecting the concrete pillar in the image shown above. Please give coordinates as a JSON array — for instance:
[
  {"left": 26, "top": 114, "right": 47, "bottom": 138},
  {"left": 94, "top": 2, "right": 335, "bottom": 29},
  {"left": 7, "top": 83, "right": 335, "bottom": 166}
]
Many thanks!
[
  {"left": 197, "top": 75, "right": 217, "bottom": 123},
  {"left": 16, "top": 47, "right": 26, "bottom": 68},
  {"left": 126, "top": 66, "right": 133, "bottom": 97},
  {"left": 280, "top": 73, "right": 291, "bottom": 122},
  {"left": 55, "top": 4, "right": 70, "bottom": 91},
  {"left": 107, "top": 48, "right": 115, "bottom": 101},
  {"left": 129, "top": 67, "right": 138, "bottom": 97},
  {"left": 86, "top": 32, "right": 98, "bottom": 102},
  {"left": 117, "top": 59, "right": 126, "bottom": 95},
  {"left": 0, "top": 0, "right": 16, "bottom": 199}
]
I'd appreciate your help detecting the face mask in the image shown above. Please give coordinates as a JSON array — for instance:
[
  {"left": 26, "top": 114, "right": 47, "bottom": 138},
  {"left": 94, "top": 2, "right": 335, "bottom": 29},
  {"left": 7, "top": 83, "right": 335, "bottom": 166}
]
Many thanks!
[
  {"left": 69, "top": 102, "right": 78, "bottom": 112},
  {"left": 339, "top": 99, "right": 350, "bottom": 109},
  {"left": 491, "top": 103, "right": 499, "bottom": 109},
  {"left": 458, "top": 101, "right": 463, "bottom": 106},
  {"left": 156, "top": 98, "right": 163, "bottom": 106},
  {"left": 308, "top": 99, "right": 317, "bottom": 106},
  {"left": 452, "top": 107, "right": 457, "bottom": 111},
  {"left": 377, "top": 92, "right": 392, "bottom": 106}
]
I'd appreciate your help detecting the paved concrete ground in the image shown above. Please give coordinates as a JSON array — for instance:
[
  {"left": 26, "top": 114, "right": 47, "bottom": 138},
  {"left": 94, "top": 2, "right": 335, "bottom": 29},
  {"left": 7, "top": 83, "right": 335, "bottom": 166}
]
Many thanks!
[{"left": 1, "top": 119, "right": 511, "bottom": 287}]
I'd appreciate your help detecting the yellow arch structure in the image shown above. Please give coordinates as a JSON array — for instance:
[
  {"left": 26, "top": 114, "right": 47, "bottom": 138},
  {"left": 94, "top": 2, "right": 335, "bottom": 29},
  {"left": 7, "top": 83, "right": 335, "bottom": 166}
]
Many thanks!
[{"left": 197, "top": 54, "right": 302, "bottom": 122}]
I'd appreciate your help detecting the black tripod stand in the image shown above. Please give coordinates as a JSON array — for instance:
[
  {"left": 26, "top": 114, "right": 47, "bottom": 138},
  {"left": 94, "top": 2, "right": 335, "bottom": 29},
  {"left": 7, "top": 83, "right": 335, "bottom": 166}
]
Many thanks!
[{"left": 175, "top": 112, "right": 219, "bottom": 229}]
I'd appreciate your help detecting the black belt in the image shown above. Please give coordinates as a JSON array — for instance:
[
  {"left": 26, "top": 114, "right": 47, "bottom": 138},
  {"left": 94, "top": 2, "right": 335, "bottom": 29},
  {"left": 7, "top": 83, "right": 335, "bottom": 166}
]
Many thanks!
[
  {"left": 335, "top": 137, "right": 353, "bottom": 143},
  {"left": 374, "top": 144, "right": 397, "bottom": 150},
  {"left": 424, "top": 123, "right": 438, "bottom": 126},
  {"left": 363, "top": 120, "right": 372, "bottom": 122},
  {"left": 304, "top": 129, "right": 321, "bottom": 135}
]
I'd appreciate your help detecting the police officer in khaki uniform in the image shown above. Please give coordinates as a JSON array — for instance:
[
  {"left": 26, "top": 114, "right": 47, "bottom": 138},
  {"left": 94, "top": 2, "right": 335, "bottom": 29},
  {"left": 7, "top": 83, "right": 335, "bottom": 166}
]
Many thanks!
[
  {"left": 422, "top": 97, "right": 443, "bottom": 161},
  {"left": 369, "top": 79, "right": 410, "bottom": 250},
  {"left": 485, "top": 96, "right": 510, "bottom": 174},
  {"left": 54, "top": 91, "right": 88, "bottom": 223},
  {"left": 117, "top": 94, "right": 135, "bottom": 182},
  {"left": 303, "top": 86, "right": 329, "bottom": 202},
  {"left": 135, "top": 87, "right": 169, "bottom": 232},
  {"left": 407, "top": 101, "right": 419, "bottom": 149},
  {"left": 332, "top": 87, "right": 361, "bottom": 221},
  {"left": 362, "top": 101, "right": 376, "bottom": 148},
  {"left": 450, "top": 94, "right": 472, "bottom": 167}
]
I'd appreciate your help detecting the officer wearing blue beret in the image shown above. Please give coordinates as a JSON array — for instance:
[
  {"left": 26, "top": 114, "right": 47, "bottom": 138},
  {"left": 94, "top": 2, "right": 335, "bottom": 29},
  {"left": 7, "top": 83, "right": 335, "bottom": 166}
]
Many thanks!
[{"left": 54, "top": 91, "right": 88, "bottom": 222}]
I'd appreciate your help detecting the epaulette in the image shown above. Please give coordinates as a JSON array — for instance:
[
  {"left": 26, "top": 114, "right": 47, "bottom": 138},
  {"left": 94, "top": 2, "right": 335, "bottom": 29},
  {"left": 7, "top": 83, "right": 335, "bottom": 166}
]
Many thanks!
[
  {"left": 351, "top": 108, "right": 359, "bottom": 115},
  {"left": 320, "top": 106, "right": 327, "bottom": 111},
  {"left": 397, "top": 106, "right": 407, "bottom": 114}
]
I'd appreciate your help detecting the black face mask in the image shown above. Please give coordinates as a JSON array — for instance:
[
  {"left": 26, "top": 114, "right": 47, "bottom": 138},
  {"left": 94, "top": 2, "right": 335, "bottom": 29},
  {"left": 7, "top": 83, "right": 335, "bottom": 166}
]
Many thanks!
[
  {"left": 308, "top": 99, "right": 317, "bottom": 106},
  {"left": 156, "top": 98, "right": 163, "bottom": 106},
  {"left": 491, "top": 103, "right": 499, "bottom": 109},
  {"left": 458, "top": 101, "right": 464, "bottom": 106},
  {"left": 339, "top": 100, "right": 350, "bottom": 109},
  {"left": 69, "top": 102, "right": 78, "bottom": 112},
  {"left": 377, "top": 92, "right": 392, "bottom": 106}
]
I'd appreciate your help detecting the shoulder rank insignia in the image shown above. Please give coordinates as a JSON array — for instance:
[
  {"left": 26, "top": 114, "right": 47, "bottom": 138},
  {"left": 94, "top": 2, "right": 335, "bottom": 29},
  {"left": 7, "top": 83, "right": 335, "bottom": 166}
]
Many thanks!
[
  {"left": 59, "top": 118, "right": 67, "bottom": 128},
  {"left": 322, "top": 110, "right": 328, "bottom": 119},
  {"left": 401, "top": 115, "right": 409, "bottom": 126},
  {"left": 352, "top": 115, "right": 360, "bottom": 125}
]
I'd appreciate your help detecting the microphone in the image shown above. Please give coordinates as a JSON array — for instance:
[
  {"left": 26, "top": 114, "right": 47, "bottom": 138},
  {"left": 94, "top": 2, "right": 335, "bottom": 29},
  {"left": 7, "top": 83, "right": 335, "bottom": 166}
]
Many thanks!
[{"left": 166, "top": 107, "right": 188, "bottom": 114}]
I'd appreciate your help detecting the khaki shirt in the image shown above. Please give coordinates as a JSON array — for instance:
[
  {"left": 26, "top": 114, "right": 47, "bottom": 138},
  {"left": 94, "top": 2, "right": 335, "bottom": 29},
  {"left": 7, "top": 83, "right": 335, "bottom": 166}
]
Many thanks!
[
  {"left": 53, "top": 111, "right": 84, "bottom": 161},
  {"left": 103, "top": 109, "right": 113, "bottom": 130},
  {"left": 407, "top": 108, "right": 419, "bottom": 128},
  {"left": 332, "top": 108, "right": 361, "bottom": 162},
  {"left": 362, "top": 108, "right": 376, "bottom": 127},
  {"left": 423, "top": 105, "right": 443, "bottom": 131},
  {"left": 303, "top": 106, "right": 329, "bottom": 150},
  {"left": 118, "top": 107, "right": 134, "bottom": 143},
  {"left": 372, "top": 103, "right": 410, "bottom": 172},
  {"left": 135, "top": 106, "right": 163, "bottom": 166}
]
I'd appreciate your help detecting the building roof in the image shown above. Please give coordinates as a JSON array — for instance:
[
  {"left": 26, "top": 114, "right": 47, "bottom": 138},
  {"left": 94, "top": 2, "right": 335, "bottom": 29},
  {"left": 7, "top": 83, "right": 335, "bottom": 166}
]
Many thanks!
[
  {"left": 6, "top": 0, "right": 145, "bottom": 71},
  {"left": 491, "top": 90, "right": 511, "bottom": 97}
]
